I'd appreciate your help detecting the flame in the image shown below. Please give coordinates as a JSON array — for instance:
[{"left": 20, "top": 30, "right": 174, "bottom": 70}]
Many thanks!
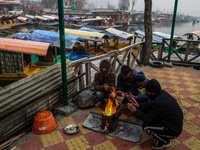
[{"left": 103, "top": 87, "right": 119, "bottom": 116}]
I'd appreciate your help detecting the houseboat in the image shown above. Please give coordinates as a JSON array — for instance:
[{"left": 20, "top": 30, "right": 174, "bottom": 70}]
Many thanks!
[{"left": 0, "top": 38, "right": 56, "bottom": 85}]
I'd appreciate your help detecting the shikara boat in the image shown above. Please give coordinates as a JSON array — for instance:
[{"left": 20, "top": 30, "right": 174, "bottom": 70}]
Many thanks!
[
  {"left": 78, "top": 27, "right": 139, "bottom": 52},
  {"left": 0, "top": 38, "right": 56, "bottom": 84},
  {"left": 183, "top": 31, "right": 200, "bottom": 40},
  {"left": 64, "top": 28, "right": 110, "bottom": 55}
]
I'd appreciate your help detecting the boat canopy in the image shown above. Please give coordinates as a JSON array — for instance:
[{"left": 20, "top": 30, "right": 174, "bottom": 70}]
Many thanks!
[
  {"left": 64, "top": 28, "right": 109, "bottom": 41},
  {"left": 135, "top": 30, "right": 182, "bottom": 43},
  {"left": 106, "top": 28, "right": 137, "bottom": 39},
  {"left": 42, "top": 15, "right": 58, "bottom": 20},
  {"left": 79, "top": 27, "right": 114, "bottom": 36},
  {"left": 82, "top": 18, "right": 103, "bottom": 22},
  {"left": 17, "top": 16, "right": 28, "bottom": 22},
  {"left": 64, "top": 16, "right": 79, "bottom": 22},
  {"left": 0, "top": 38, "right": 51, "bottom": 56},
  {"left": 183, "top": 30, "right": 200, "bottom": 39},
  {"left": 25, "top": 15, "right": 35, "bottom": 19},
  {"left": 13, "top": 33, "right": 80, "bottom": 49},
  {"left": 35, "top": 16, "right": 50, "bottom": 21},
  {"left": 32, "top": 30, "right": 84, "bottom": 42}
]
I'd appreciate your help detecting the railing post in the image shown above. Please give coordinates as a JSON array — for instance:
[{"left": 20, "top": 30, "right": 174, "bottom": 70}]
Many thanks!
[
  {"left": 85, "top": 62, "right": 91, "bottom": 86},
  {"left": 78, "top": 64, "right": 84, "bottom": 91}
]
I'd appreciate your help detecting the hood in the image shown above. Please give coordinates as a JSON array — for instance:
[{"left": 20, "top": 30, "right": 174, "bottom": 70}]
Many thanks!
[{"left": 99, "top": 59, "right": 111, "bottom": 77}]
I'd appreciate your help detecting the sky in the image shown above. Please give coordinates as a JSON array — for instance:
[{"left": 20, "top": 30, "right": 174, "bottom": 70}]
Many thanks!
[{"left": 87, "top": 0, "right": 200, "bottom": 17}]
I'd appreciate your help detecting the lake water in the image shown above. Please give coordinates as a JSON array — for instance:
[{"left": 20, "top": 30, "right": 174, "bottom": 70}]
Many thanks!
[
  {"left": 128, "top": 21, "right": 200, "bottom": 39},
  {"left": 1, "top": 21, "right": 200, "bottom": 39}
]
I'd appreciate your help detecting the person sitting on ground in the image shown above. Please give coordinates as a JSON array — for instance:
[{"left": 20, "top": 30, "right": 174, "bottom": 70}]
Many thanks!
[
  {"left": 126, "top": 71, "right": 149, "bottom": 104},
  {"left": 127, "top": 79, "right": 183, "bottom": 149},
  {"left": 94, "top": 59, "right": 115, "bottom": 106},
  {"left": 117, "top": 65, "right": 137, "bottom": 104}
]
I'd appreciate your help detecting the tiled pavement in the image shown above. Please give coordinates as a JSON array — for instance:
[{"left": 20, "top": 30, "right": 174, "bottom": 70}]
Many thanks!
[{"left": 13, "top": 67, "right": 200, "bottom": 150}]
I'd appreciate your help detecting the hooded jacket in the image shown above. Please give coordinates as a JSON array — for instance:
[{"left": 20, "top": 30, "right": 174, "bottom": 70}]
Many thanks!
[
  {"left": 134, "top": 90, "right": 183, "bottom": 135},
  {"left": 94, "top": 59, "right": 115, "bottom": 91}
]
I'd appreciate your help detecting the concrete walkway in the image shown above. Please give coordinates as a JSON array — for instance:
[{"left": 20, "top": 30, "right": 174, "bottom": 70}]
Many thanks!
[{"left": 7, "top": 67, "right": 200, "bottom": 150}]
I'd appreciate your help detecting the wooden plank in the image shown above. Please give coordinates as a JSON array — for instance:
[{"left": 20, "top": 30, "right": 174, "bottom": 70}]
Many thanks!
[
  {"left": 74, "top": 65, "right": 80, "bottom": 75},
  {"left": 111, "top": 56, "right": 116, "bottom": 73},
  {"left": 127, "top": 49, "right": 132, "bottom": 66},
  {"left": 78, "top": 64, "right": 84, "bottom": 90},
  {"left": 184, "top": 42, "right": 191, "bottom": 61},
  {"left": 158, "top": 41, "right": 164, "bottom": 60},
  {"left": 85, "top": 62, "right": 91, "bottom": 86},
  {"left": 91, "top": 63, "right": 99, "bottom": 72},
  {"left": 116, "top": 50, "right": 130, "bottom": 75}
]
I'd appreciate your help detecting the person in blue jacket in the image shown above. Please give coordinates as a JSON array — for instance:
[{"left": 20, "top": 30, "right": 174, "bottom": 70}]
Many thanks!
[
  {"left": 117, "top": 65, "right": 137, "bottom": 104},
  {"left": 126, "top": 71, "right": 149, "bottom": 104},
  {"left": 127, "top": 79, "right": 183, "bottom": 149}
]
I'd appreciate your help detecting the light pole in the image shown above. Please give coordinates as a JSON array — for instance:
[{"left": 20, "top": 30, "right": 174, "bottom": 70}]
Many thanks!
[
  {"left": 168, "top": 0, "right": 179, "bottom": 62},
  {"left": 58, "top": 0, "right": 68, "bottom": 105}
]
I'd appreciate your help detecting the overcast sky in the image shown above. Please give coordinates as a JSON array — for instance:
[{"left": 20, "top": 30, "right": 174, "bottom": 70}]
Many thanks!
[{"left": 87, "top": 0, "right": 200, "bottom": 17}]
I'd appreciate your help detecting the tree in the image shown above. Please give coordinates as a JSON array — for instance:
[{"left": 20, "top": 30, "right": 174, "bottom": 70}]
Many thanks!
[
  {"left": 118, "top": 0, "right": 130, "bottom": 10},
  {"left": 41, "top": 0, "right": 57, "bottom": 8},
  {"left": 131, "top": 0, "right": 136, "bottom": 11},
  {"left": 107, "top": 2, "right": 116, "bottom": 10},
  {"left": 142, "top": 0, "right": 152, "bottom": 65},
  {"left": 86, "top": 2, "right": 95, "bottom": 10}
]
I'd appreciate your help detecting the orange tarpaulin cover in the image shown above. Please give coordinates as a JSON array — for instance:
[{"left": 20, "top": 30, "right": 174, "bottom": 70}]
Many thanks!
[{"left": 0, "top": 38, "right": 51, "bottom": 56}]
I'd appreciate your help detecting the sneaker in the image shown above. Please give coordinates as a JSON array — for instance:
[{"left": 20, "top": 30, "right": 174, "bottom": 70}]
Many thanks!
[
  {"left": 136, "top": 118, "right": 143, "bottom": 124},
  {"left": 95, "top": 101, "right": 101, "bottom": 107},
  {"left": 152, "top": 140, "right": 171, "bottom": 149}
]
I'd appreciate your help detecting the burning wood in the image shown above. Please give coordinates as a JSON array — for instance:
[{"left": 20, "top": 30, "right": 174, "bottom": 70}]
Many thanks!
[{"left": 101, "top": 87, "right": 122, "bottom": 132}]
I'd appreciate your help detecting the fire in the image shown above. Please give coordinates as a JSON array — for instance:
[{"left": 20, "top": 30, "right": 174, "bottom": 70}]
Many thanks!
[{"left": 103, "top": 87, "right": 119, "bottom": 116}]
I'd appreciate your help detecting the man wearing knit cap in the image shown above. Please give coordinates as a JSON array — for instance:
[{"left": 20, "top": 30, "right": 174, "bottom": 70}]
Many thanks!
[
  {"left": 127, "top": 79, "right": 183, "bottom": 149},
  {"left": 117, "top": 65, "right": 137, "bottom": 104},
  {"left": 94, "top": 59, "right": 115, "bottom": 106}
]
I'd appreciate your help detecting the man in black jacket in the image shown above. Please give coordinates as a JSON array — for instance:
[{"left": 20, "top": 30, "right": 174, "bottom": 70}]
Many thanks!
[
  {"left": 127, "top": 79, "right": 183, "bottom": 149},
  {"left": 117, "top": 65, "right": 137, "bottom": 104}
]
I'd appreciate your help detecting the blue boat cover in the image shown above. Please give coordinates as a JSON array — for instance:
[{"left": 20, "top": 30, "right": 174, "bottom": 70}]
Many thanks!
[
  {"left": 135, "top": 30, "right": 163, "bottom": 43},
  {"left": 32, "top": 30, "right": 84, "bottom": 42},
  {"left": 135, "top": 30, "right": 182, "bottom": 43},
  {"left": 66, "top": 51, "right": 96, "bottom": 60},
  {"left": 13, "top": 33, "right": 81, "bottom": 49},
  {"left": 79, "top": 27, "right": 114, "bottom": 36},
  {"left": 64, "top": 16, "right": 79, "bottom": 22}
]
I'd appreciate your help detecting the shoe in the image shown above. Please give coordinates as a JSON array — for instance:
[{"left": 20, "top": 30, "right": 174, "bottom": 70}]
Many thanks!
[
  {"left": 136, "top": 118, "right": 143, "bottom": 124},
  {"left": 152, "top": 140, "right": 171, "bottom": 149},
  {"left": 95, "top": 101, "right": 101, "bottom": 107}
]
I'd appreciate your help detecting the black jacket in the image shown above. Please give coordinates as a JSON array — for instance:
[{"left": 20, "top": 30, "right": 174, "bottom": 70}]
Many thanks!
[
  {"left": 117, "top": 68, "right": 137, "bottom": 94},
  {"left": 134, "top": 90, "right": 183, "bottom": 135}
]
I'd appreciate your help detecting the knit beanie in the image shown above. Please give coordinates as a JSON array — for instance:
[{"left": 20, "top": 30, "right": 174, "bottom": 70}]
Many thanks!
[
  {"left": 121, "top": 65, "right": 131, "bottom": 75},
  {"left": 135, "top": 71, "right": 146, "bottom": 82},
  {"left": 146, "top": 79, "right": 162, "bottom": 94}
]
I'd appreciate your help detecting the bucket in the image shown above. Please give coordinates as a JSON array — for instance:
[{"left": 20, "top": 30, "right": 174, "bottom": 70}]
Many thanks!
[{"left": 32, "top": 110, "right": 57, "bottom": 134}]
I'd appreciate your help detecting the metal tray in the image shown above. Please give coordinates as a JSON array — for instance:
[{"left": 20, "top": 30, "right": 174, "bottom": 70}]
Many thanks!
[{"left": 64, "top": 124, "right": 80, "bottom": 134}]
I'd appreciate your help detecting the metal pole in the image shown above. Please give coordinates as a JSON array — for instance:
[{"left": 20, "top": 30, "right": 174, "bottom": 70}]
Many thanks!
[
  {"left": 58, "top": 0, "right": 68, "bottom": 105},
  {"left": 168, "top": 0, "right": 179, "bottom": 62}
]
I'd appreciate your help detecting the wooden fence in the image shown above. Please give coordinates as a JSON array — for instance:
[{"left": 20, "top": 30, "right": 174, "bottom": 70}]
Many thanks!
[
  {"left": 70, "top": 42, "right": 144, "bottom": 92},
  {"left": 150, "top": 39, "right": 200, "bottom": 66},
  {"left": 0, "top": 59, "right": 77, "bottom": 142}
]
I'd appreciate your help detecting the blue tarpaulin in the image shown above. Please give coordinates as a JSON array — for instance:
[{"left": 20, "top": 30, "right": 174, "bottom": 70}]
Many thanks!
[
  {"left": 79, "top": 27, "right": 114, "bottom": 36},
  {"left": 32, "top": 30, "right": 84, "bottom": 42},
  {"left": 64, "top": 16, "right": 79, "bottom": 22},
  {"left": 13, "top": 33, "right": 81, "bottom": 49},
  {"left": 66, "top": 51, "right": 96, "bottom": 60}
]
